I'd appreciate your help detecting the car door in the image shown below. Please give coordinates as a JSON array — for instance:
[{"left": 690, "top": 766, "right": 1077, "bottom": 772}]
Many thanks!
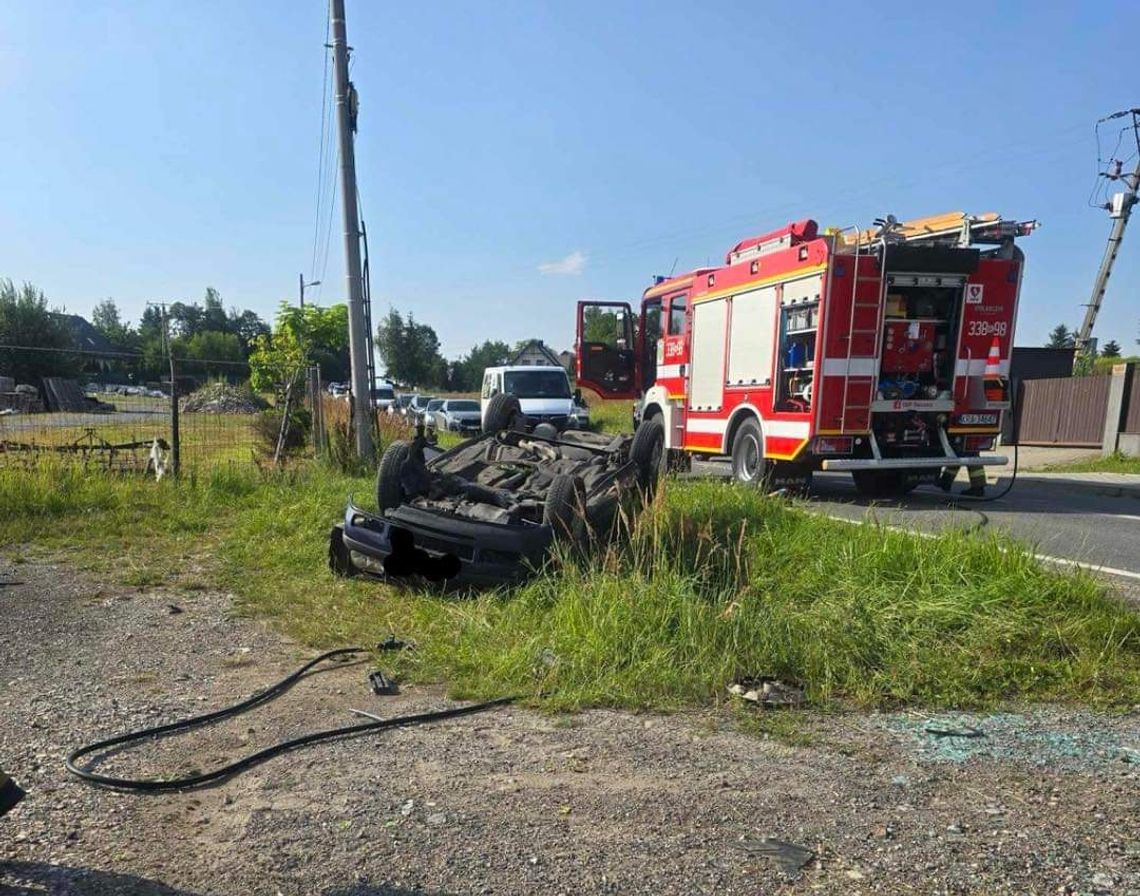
[{"left": 575, "top": 301, "right": 638, "bottom": 399}]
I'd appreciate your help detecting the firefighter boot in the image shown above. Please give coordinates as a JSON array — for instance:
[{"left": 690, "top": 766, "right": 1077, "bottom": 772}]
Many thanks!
[
  {"left": 937, "top": 466, "right": 958, "bottom": 492},
  {"left": 0, "top": 769, "right": 26, "bottom": 819},
  {"left": 963, "top": 465, "right": 987, "bottom": 498}
]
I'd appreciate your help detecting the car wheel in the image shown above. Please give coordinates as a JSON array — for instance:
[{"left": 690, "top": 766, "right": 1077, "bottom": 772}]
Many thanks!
[
  {"left": 544, "top": 473, "right": 587, "bottom": 546},
  {"left": 851, "top": 470, "right": 914, "bottom": 498},
  {"left": 533, "top": 422, "right": 559, "bottom": 440},
  {"left": 730, "top": 418, "right": 767, "bottom": 486},
  {"left": 630, "top": 416, "right": 665, "bottom": 493},
  {"left": 484, "top": 393, "right": 522, "bottom": 433},
  {"left": 376, "top": 440, "right": 412, "bottom": 511}
]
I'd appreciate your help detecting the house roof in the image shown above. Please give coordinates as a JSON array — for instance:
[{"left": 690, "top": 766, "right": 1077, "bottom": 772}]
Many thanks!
[
  {"left": 510, "top": 339, "right": 563, "bottom": 367},
  {"left": 51, "top": 313, "right": 118, "bottom": 354}
]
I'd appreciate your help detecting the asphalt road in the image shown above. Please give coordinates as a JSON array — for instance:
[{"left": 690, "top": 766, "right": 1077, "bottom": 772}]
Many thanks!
[{"left": 691, "top": 459, "right": 1140, "bottom": 585}]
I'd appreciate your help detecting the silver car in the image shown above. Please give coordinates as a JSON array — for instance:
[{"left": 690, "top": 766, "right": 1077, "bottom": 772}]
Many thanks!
[{"left": 433, "top": 399, "right": 482, "bottom": 435}]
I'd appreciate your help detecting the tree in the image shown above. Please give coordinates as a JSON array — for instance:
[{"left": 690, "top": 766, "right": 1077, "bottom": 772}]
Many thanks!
[
  {"left": 202, "top": 287, "right": 228, "bottom": 333},
  {"left": 185, "top": 330, "right": 245, "bottom": 365},
  {"left": 91, "top": 298, "right": 137, "bottom": 351},
  {"left": 452, "top": 339, "right": 512, "bottom": 391},
  {"left": 1045, "top": 323, "right": 1075, "bottom": 349},
  {"left": 1102, "top": 339, "right": 1121, "bottom": 358},
  {"left": 228, "top": 308, "right": 271, "bottom": 353},
  {"left": 375, "top": 308, "right": 446, "bottom": 388},
  {"left": 0, "top": 279, "right": 76, "bottom": 383},
  {"left": 249, "top": 302, "right": 352, "bottom": 394}
]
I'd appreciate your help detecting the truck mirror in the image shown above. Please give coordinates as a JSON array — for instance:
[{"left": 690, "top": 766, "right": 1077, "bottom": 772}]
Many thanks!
[{"left": 573, "top": 388, "right": 582, "bottom": 404}]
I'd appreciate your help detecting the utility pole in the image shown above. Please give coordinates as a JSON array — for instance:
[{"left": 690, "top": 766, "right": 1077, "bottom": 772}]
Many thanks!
[
  {"left": 330, "top": 0, "right": 374, "bottom": 462},
  {"left": 1076, "top": 108, "right": 1140, "bottom": 354}
]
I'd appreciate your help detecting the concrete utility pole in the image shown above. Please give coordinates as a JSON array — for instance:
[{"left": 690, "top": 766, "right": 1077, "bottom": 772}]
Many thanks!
[
  {"left": 330, "top": 0, "right": 374, "bottom": 461},
  {"left": 1076, "top": 109, "right": 1140, "bottom": 354}
]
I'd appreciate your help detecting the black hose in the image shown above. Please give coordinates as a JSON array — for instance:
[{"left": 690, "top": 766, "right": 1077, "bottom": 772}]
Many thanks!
[
  {"left": 65, "top": 647, "right": 513, "bottom": 792},
  {"left": 943, "top": 379, "right": 1021, "bottom": 504}
]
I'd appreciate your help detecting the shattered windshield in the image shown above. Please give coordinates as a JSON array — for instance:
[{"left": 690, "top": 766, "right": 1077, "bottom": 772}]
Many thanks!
[{"left": 503, "top": 369, "right": 571, "bottom": 399}]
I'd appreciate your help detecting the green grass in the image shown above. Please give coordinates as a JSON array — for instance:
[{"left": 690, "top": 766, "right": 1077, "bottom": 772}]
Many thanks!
[
  {"left": 3, "top": 462, "right": 1138, "bottom": 713},
  {"left": 1042, "top": 452, "right": 1140, "bottom": 475},
  {"left": 582, "top": 391, "right": 633, "bottom": 434}
]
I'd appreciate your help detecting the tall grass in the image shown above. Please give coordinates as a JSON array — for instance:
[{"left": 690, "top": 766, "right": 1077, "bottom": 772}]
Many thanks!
[
  {"left": 2, "top": 465, "right": 1138, "bottom": 711},
  {"left": 418, "top": 482, "right": 1140, "bottom": 709}
]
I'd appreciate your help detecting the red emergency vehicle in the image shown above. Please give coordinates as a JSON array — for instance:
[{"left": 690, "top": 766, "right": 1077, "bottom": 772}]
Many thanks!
[{"left": 575, "top": 211, "right": 1037, "bottom": 496}]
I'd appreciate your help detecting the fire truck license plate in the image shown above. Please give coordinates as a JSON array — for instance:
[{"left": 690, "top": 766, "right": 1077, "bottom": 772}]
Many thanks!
[{"left": 958, "top": 413, "right": 998, "bottom": 426}]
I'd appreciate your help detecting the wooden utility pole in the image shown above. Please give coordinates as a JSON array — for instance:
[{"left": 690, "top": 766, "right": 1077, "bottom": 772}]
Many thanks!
[{"left": 330, "top": 0, "right": 374, "bottom": 462}]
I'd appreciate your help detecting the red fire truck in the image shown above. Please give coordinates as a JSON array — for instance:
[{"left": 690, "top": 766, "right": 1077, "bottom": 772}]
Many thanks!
[{"left": 575, "top": 211, "right": 1038, "bottom": 496}]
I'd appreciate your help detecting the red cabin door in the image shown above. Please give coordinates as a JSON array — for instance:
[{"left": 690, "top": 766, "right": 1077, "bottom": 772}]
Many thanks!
[{"left": 576, "top": 301, "right": 639, "bottom": 399}]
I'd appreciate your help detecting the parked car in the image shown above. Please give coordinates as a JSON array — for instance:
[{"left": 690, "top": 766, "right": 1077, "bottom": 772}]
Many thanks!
[
  {"left": 328, "top": 382, "right": 348, "bottom": 397},
  {"left": 392, "top": 393, "right": 415, "bottom": 415},
  {"left": 369, "top": 383, "right": 396, "bottom": 411},
  {"left": 423, "top": 398, "right": 444, "bottom": 421},
  {"left": 432, "top": 399, "right": 482, "bottom": 434},
  {"left": 405, "top": 394, "right": 436, "bottom": 419},
  {"left": 328, "top": 416, "right": 665, "bottom": 586}
]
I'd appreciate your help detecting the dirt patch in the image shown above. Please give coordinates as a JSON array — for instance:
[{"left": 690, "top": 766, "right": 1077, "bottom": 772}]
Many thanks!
[{"left": 1, "top": 559, "right": 1138, "bottom": 895}]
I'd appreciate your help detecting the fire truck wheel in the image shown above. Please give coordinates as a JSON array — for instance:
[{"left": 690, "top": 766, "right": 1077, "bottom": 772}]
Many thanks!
[
  {"left": 376, "top": 440, "right": 413, "bottom": 511},
  {"left": 851, "top": 470, "right": 915, "bottom": 499},
  {"left": 484, "top": 393, "right": 522, "bottom": 433},
  {"left": 630, "top": 417, "right": 665, "bottom": 492},
  {"left": 730, "top": 418, "right": 768, "bottom": 486}
]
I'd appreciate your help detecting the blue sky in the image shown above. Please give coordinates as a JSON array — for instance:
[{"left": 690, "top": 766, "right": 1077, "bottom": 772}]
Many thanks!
[{"left": 1, "top": 1, "right": 1137, "bottom": 358}]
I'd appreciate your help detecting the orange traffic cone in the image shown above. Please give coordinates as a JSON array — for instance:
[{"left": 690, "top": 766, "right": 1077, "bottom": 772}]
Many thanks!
[{"left": 983, "top": 337, "right": 1005, "bottom": 402}]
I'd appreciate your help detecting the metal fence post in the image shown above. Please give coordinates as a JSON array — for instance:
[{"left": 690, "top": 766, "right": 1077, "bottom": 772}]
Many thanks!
[{"left": 167, "top": 357, "right": 181, "bottom": 480}]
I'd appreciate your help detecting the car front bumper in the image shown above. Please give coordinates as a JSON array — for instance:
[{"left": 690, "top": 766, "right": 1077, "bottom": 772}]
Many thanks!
[{"left": 336, "top": 500, "right": 553, "bottom": 587}]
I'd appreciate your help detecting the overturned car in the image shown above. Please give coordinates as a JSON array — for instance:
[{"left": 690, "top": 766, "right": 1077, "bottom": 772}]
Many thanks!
[{"left": 329, "top": 396, "right": 664, "bottom": 587}]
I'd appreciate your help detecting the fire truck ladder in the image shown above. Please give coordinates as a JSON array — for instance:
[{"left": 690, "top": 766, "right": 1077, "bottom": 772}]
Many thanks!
[{"left": 839, "top": 234, "right": 886, "bottom": 430}]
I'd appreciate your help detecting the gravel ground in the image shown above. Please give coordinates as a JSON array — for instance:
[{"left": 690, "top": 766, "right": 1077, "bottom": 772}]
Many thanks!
[{"left": 2, "top": 559, "right": 1139, "bottom": 895}]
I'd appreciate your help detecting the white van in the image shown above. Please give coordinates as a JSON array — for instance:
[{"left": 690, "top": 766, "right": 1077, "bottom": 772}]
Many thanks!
[{"left": 480, "top": 365, "right": 582, "bottom": 431}]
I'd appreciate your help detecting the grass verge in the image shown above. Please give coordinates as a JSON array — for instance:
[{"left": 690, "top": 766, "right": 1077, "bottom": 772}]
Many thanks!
[
  {"left": 2, "top": 464, "right": 1138, "bottom": 712},
  {"left": 1042, "top": 452, "right": 1140, "bottom": 475}
]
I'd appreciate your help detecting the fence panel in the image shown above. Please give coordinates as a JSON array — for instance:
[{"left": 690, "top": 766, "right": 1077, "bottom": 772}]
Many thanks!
[
  {"left": 0, "top": 345, "right": 323, "bottom": 475},
  {"left": 1014, "top": 375, "right": 1110, "bottom": 447},
  {"left": 1124, "top": 364, "right": 1140, "bottom": 435},
  {"left": 1, "top": 346, "right": 172, "bottom": 474}
]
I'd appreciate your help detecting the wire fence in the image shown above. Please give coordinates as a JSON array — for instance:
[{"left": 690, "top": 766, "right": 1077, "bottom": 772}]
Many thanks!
[{"left": 0, "top": 345, "right": 330, "bottom": 476}]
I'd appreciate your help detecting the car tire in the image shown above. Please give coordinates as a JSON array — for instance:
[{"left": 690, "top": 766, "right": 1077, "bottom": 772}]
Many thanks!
[
  {"left": 533, "top": 422, "right": 560, "bottom": 440},
  {"left": 630, "top": 416, "right": 665, "bottom": 493},
  {"left": 376, "top": 440, "right": 412, "bottom": 511},
  {"left": 544, "top": 473, "right": 587, "bottom": 545},
  {"left": 484, "top": 393, "right": 522, "bottom": 433},
  {"left": 730, "top": 417, "right": 767, "bottom": 486}
]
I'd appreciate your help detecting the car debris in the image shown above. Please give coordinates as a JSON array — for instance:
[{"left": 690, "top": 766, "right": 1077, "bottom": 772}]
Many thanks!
[
  {"left": 924, "top": 723, "right": 985, "bottom": 739},
  {"left": 736, "top": 837, "right": 816, "bottom": 881},
  {"left": 330, "top": 408, "right": 664, "bottom": 586},
  {"left": 728, "top": 677, "right": 806, "bottom": 707}
]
